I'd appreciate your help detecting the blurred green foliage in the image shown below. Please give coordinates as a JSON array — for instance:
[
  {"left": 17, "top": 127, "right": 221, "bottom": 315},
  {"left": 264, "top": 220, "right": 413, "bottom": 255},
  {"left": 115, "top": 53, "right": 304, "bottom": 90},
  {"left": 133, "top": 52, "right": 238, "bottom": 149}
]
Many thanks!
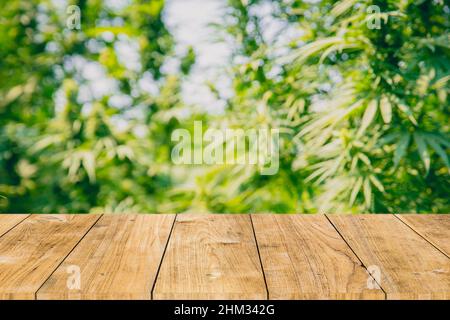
[{"left": 0, "top": 0, "right": 448, "bottom": 213}]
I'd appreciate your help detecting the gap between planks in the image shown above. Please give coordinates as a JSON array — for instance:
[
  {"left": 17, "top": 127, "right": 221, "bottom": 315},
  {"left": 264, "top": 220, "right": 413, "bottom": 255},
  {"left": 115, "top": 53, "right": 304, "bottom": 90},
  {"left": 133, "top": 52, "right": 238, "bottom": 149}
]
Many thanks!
[
  {"left": 253, "top": 214, "right": 385, "bottom": 299},
  {"left": 327, "top": 214, "right": 450, "bottom": 299},
  {"left": 249, "top": 214, "right": 269, "bottom": 300},
  {"left": 325, "top": 214, "right": 387, "bottom": 298},
  {"left": 394, "top": 214, "right": 450, "bottom": 259},
  {"left": 150, "top": 214, "right": 178, "bottom": 299},
  {"left": 0, "top": 214, "right": 101, "bottom": 299},
  {"left": 153, "top": 214, "right": 267, "bottom": 300},
  {"left": 37, "top": 214, "right": 175, "bottom": 299},
  {"left": 0, "top": 214, "right": 31, "bottom": 238},
  {"left": 34, "top": 214, "right": 103, "bottom": 299}
]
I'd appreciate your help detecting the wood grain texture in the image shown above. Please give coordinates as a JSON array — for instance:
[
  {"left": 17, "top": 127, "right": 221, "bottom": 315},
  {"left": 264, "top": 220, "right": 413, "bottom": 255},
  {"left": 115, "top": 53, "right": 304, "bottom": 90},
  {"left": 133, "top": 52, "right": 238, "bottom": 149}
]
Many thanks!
[
  {"left": 396, "top": 214, "right": 450, "bottom": 258},
  {"left": 37, "top": 214, "right": 175, "bottom": 300},
  {"left": 153, "top": 214, "right": 267, "bottom": 300},
  {"left": 0, "top": 214, "right": 29, "bottom": 238},
  {"left": 0, "top": 214, "right": 100, "bottom": 299},
  {"left": 328, "top": 215, "right": 450, "bottom": 300},
  {"left": 252, "top": 214, "right": 384, "bottom": 299}
]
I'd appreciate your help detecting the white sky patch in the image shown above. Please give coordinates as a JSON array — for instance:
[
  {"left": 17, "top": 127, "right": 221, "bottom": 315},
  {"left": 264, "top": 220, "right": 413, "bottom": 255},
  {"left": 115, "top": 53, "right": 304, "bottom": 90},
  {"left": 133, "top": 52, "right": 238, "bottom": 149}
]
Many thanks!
[
  {"left": 78, "top": 61, "right": 118, "bottom": 102},
  {"left": 139, "top": 72, "right": 160, "bottom": 96},
  {"left": 54, "top": 88, "right": 67, "bottom": 114},
  {"left": 54, "top": 0, "right": 233, "bottom": 119},
  {"left": 115, "top": 37, "right": 142, "bottom": 72},
  {"left": 310, "top": 95, "right": 329, "bottom": 113},
  {"left": 133, "top": 124, "right": 149, "bottom": 138},
  {"left": 164, "top": 0, "right": 232, "bottom": 113},
  {"left": 55, "top": 0, "right": 302, "bottom": 117},
  {"left": 104, "top": 0, "right": 131, "bottom": 12},
  {"left": 160, "top": 56, "right": 180, "bottom": 75},
  {"left": 110, "top": 115, "right": 130, "bottom": 132},
  {"left": 60, "top": 56, "right": 119, "bottom": 108},
  {"left": 109, "top": 94, "right": 133, "bottom": 109}
]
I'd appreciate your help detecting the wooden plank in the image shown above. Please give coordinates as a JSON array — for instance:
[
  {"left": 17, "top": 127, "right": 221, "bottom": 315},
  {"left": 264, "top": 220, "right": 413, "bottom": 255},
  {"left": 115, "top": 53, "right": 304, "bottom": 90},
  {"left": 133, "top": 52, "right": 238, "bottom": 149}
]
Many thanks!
[
  {"left": 0, "top": 214, "right": 29, "bottom": 238},
  {"left": 252, "top": 214, "right": 384, "bottom": 299},
  {"left": 0, "top": 214, "right": 100, "bottom": 299},
  {"left": 328, "top": 215, "right": 450, "bottom": 300},
  {"left": 396, "top": 214, "right": 450, "bottom": 258},
  {"left": 153, "top": 214, "right": 267, "bottom": 299},
  {"left": 37, "top": 214, "right": 175, "bottom": 300}
]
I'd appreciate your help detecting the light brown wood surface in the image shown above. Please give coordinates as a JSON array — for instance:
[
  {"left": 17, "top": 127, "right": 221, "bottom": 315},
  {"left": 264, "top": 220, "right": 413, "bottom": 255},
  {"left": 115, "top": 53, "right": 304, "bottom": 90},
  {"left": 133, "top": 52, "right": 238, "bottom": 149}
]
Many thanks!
[
  {"left": 328, "top": 215, "right": 450, "bottom": 299},
  {"left": 0, "top": 214, "right": 29, "bottom": 237},
  {"left": 0, "top": 214, "right": 100, "bottom": 299},
  {"left": 252, "top": 214, "right": 384, "bottom": 299},
  {"left": 37, "top": 214, "right": 175, "bottom": 299},
  {"left": 153, "top": 214, "right": 267, "bottom": 299},
  {"left": 0, "top": 214, "right": 449, "bottom": 300},
  {"left": 396, "top": 214, "right": 450, "bottom": 258}
]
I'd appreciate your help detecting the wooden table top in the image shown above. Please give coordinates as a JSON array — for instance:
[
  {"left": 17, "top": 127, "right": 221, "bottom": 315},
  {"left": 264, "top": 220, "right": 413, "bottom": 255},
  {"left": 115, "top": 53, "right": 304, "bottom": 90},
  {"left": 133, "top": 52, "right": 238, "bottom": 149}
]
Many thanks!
[{"left": 0, "top": 214, "right": 448, "bottom": 300}]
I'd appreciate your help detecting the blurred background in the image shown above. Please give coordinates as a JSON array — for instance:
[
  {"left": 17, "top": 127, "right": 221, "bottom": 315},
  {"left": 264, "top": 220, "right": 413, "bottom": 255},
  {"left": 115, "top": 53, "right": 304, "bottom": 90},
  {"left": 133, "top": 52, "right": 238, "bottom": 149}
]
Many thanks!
[{"left": 0, "top": 0, "right": 449, "bottom": 214}]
